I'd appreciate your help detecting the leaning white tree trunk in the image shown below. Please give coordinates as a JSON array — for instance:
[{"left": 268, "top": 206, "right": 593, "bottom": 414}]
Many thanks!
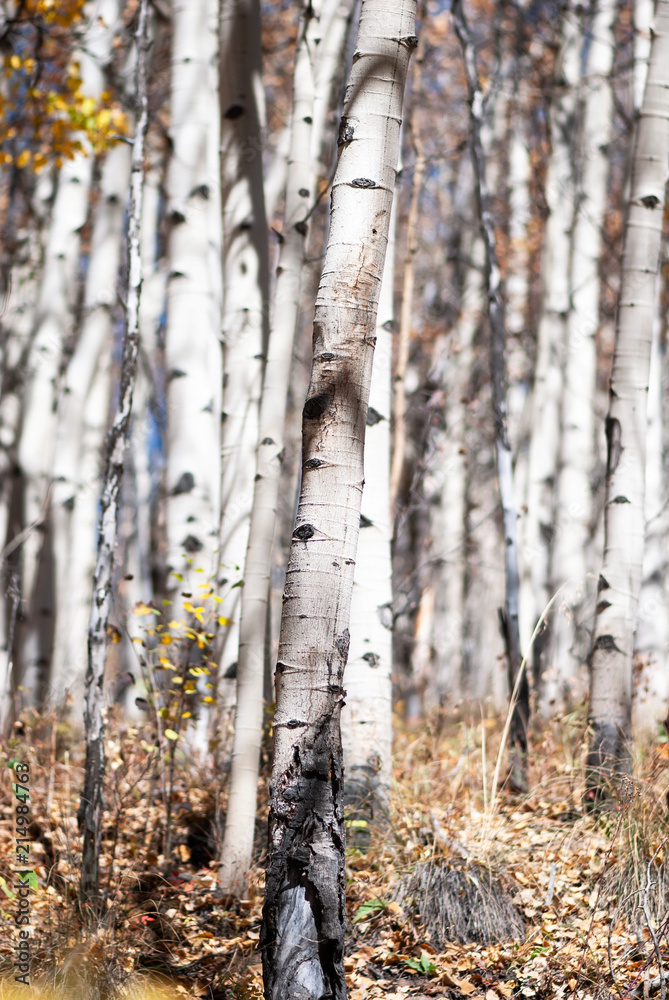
[
  {"left": 217, "top": 0, "right": 323, "bottom": 899},
  {"left": 549, "top": 0, "right": 615, "bottom": 712},
  {"left": 260, "top": 0, "right": 416, "bottom": 996},
  {"left": 16, "top": 0, "right": 121, "bottom": 706},
  {"left": 49, "top": 141, "right": 131, "bottom": 710},
  {"left": 586, "top": 0, "right": 669, "bottom": 794},
  {"left": 78, "top": 0, "right": 150, "bottom": 901},
  {"left": 164, "top": 0, "right": 222, "bottom": 603},
  {"left": 341, "top": 195, "right": 396, "bottom": 833},
  {"left": 217, "top": 0, "right": 270, "bottom": 688}
]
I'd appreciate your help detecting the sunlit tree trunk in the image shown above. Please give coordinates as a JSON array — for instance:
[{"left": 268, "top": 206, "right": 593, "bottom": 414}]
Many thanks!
[
  {"left": 634, "top": 307, "right": 669, "bottom": 738},
  {"left": 78, "top": 0, "right": 150, "bottom": 901},
  {"left": 550, "top": 0, "right": 615, "bottom": 712},
  {"left": 218, "top": 0, "right": 323, "bottom": 899},
  {"left": 16, "top": 0, "right": 121, "bottom": 708},
  {"left": 342, "top": 196, "right": 396, "bottom": 833},
  {"left": 49, "top": 141, "right": 131, "bottom": 709},
  {"left": 261, "top": 0, "right": 416, "bottom": 995},
  {"left": 164, "top": 0, "right": 222, "bottom": 605},
  {"left": 586, "top": 0, "right": 669, "bottom": 794}
]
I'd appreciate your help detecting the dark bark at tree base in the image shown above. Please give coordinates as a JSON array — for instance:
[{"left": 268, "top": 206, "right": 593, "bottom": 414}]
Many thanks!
[
  {"left": 262, "top": 704, "right": 347, "bottom": 1000},
  {"left": 77, "top": 734, "right": 104, "bottom": 905},
  {"left": 584, "top": 718, "right": 632, "bottom": 808}
]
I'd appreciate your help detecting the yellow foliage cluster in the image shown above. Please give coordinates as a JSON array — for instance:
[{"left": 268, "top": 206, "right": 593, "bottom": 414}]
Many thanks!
[{"left": 0, "top": 1, "right": 128, "bottom": 172}]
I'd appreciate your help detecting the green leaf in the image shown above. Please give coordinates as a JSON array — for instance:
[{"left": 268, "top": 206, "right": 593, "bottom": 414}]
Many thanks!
[
  {"left": 0, "top": 876, "right": 15, "bottom": 899},
  {"left": 353, "top": 898, "right": 387, "bottom": 923},
  {"left": 17, "top": 870, "right": 38, "bottom": 890},
  {"left": 164, "top": 729, "right": 179, "bottom": 741},
  {"left": 403, "top": 952, "right": 437, "bottom": 976}
]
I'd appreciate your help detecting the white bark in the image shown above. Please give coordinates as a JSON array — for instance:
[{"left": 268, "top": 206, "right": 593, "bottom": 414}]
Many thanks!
[
  {"left": 164, "top": 0, "right": 222, "bottom": 603},
  {"left": 520, "top": 9, "right": 579, "bottom": 703},
  {"left": 218, "top": 0, "right": 270, "bottom": 686},
  {"left": 218, "top": 0, "right": 323, "bottom": 898},
  {"left": 634, "top": 307, "right": 669, "bottom": 738},
  {"left": 586, "top": 0, "right": 669, "bottom": 789},
  {"left": 49, "top": 141, "right": 131, "bottom": 709},
  {"left": 262, "top": 0, "right": 415, "bottom": 994},
  {"left": 549, "top": 0, "right": 615, "bottom": 712},
  {"left": 17, "top": 0, "right": 121, "bottom": 704},
  {"left": 342, "top": 193, "right": 395, "bottom": 827},
  {"left": 79, "top": 0, "right": 150, "bottom": 899}
]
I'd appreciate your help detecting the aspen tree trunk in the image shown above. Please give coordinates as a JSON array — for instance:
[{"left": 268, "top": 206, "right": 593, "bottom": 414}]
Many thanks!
[
  {"left": 218, "top": 0, "right": 270, "bottom": 687},
  {"left": 49, "top": 142, "right": 131, "bottom": 708},
  {"left": 550, "top": 0, "right": 615, "bottom": 711},
  {"left": 342, "top": 196, "right": 395, "bottom": 832},
  {"left": 78, "top": 0, "right": 149, "bottom": 902},
  {"left": 261, "top": 1, "right": 415, "bottom": 995},
  {"left": 17, "top": 0, "right": 120, "bottom": 705},
  {"left": 634, "top": 309, "right": 669, "bottom": 737},
  {"left": 586, "top": 0, "right": 669, "bottom": 794},
  {"left": 164, "top": 0, "right": 222, "bottom": 601},
  {"left": 453, "top": 0, "right": 528, "bottom": 789},
  {"left": 389, "top": 50, "right": 425, "bottom": 511},
  {"left": 218, "top": 0, "right": 323, "bottom": 899},
  {"left": 428, "top": 236, "right": 484, "bottom": 706},
  {"left": 520, "top": 7, "right": 579, "bottom": 706}
]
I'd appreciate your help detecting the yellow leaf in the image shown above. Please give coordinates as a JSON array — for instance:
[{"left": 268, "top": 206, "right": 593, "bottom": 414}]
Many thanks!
[
  {"left": 134, "top": 602, "right": 156, "bottom": 616},
  {"left": 160, "top": 635, "right": 172, "bottom": 645},
  {"left": 212, "top": 595, "right": 222, "bottom": 604},
  {"left": 203, "top": 696, "right": 215, "bottom": 704},
  {"left": 164, "top": 729, "right": 179, "bottom": 741},
  {"left": 16, "top": 149, "right": 31, "bottom": 168},
  {"left": 218, "top": 616, "right": 233, "bottom": 626}
]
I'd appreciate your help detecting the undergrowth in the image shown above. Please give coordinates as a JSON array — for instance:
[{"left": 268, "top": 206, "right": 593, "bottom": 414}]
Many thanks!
[{"left": 1, "top": 706, "right": 669, "bottom": 999}]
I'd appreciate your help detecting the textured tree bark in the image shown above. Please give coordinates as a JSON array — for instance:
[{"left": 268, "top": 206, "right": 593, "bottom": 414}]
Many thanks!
[
  {"left": 260, "top": 0, "right": 416, "bottom": 995},
  {"left": 164, "top": 0, "right": 222, "bottom": 605},
  {"left": 342, "top": 195, "right": 395, "bottom": 836},
  {"left": 586, "top": 0, "right": 669, "bottom": 796},
  {"left": 453, "top": 0, "right": 528, "bottom": 790},
  {"left": 218, "top": 0, "right": 323, "bottom": 899},
  {"left": 78, "top": 0, "right": 150, "bottom": 903}
]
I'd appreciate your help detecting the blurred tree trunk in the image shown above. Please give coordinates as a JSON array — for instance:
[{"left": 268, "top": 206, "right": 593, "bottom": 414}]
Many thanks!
[
  {"left": 218, "top": 0, "right": 324, "bottom": 899},
  {"left": 217, "top": 0, "right": 270, "bottom": 705},
  {"left": 164, "top": 0, "right": 223, "bottom": 607},
  {"left": 79, "top": 0, "right": 150, "bottom": 902},
  {"left": 454, "top": 0, "right": 528, "bottom": 790},
  {"left": 550, "top": 0, "right": 615, "bottom": 712},
  {"left": 49, "top": 142, "right": 131, "bottom": 709},
  {"left": 520, "top": 5, "right": 579, "bottom": 708},
  {"left": 586, "top": 0, "right": 669, "bottom": 797},
  {"left": 260, "top": 0, "right": 416, "bottom": 995},
  {"left": 16, "top": 0, "right": 121, "bottom": 710}
]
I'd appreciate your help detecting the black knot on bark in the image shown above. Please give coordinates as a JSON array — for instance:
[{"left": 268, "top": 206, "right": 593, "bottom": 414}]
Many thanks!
[
  {"left": 170, "top": 471, "right": 195, "bottom": 496},
  {"left": 350, "top": 177, "right": 378, "bottom": 188},
  {"left": 294, "top": 523, "right": 316, "bottom": 541},
  {"left": 593, "top": 634, "right": 621, "bottom": 654},
  {"left": 223, "top": 104, "right": 244, "bottom": 119},
  {"left": 294, "top": 220, "right": 308, "bottom": 236},
  {"left": 640, "top": 194, "right": 660, "bottom": 208},
  {"left": 304, "top": 394, "right": 330, "bottom": 418},
  {"left": 362, "top": 652, "right": 380, "bottom": 667},
  {"left": 182, "top": 534, "right": 203, "bottom": 553},
  {"left": 299, "top": 188, "right": 309, "bottom": 197},
  {"left": 367, "top": 407, "right": 383, "bottom": 426},
  {"left": 304, "top": 458, "right": 324, "bottom": 469},
  {"left": 338, "top": 117, "right": 355, "bottom": 145},
  {"left": 261, "top": 437, "right": 275, "bottom": 446},
  {"left": 610, "top": 495, "right": 630, "bottom": 504},
  {"left": 597, "top": 574, "right": 610, "bottom": 592}
]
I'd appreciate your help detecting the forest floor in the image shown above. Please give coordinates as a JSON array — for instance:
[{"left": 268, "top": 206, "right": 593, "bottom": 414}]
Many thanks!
[{"left": 1, "top": 707, "right": 669, "bottom": 1000}]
